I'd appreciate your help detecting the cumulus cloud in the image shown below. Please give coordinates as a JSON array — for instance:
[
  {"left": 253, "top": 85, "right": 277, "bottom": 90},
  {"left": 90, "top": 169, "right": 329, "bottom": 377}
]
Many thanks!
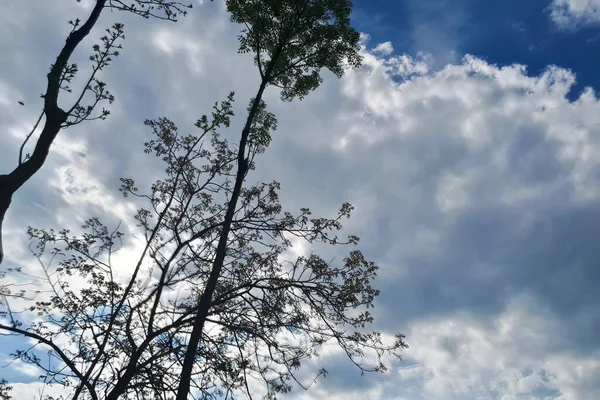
[
  {"left": 1, "top": 0, "right": 600, "bottom": 399},
  {"left": 549, "top": 0, "right": 600, "bottom": 28},
  {"left": 372, "top": 41, "right": 395, "bottom": 55},
  {"left": 3, "top": 358, "right": 41, "bottom": 378},
  {"left": 290, "top": 39, "right": 600, "bottom": 400},
  {"left": 398, "top": 294, "right": 600, "bottom": 399}
]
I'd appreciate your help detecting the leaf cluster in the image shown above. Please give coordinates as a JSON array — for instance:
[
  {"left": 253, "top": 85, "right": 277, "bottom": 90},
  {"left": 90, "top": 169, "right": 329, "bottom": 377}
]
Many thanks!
[{"left": 228, "top": 0, "right": 363, "bottom": 100}]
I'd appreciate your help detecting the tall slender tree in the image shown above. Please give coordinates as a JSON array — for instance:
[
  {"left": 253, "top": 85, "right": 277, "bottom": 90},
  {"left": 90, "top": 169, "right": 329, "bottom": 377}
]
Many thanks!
[
  {"left": 175, "top": 0, "right": 373, "bottom": 398},
  {"left": 0, "top": 0, "right": 195, "bottom": 264}
]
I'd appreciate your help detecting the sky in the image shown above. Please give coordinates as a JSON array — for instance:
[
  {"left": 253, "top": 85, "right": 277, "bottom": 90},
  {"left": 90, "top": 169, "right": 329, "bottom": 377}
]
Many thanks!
[{"left": 1, "top": 0, "right": 600, "bottom": 399}]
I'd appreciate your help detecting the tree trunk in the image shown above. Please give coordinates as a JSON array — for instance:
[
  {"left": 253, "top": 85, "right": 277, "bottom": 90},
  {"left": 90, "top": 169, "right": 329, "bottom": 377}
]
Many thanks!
[
  {"left": 0, "top": 176, "right": 12, "bottom": 264},
  {"left": 174, "top": 53, "right": 280, "bottom": 398}
]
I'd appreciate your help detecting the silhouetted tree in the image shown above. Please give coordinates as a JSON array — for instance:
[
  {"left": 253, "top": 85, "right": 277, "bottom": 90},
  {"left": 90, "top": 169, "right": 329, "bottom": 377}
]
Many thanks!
[
  {"left": 1, "top": 94, "right": 406, "bottom": 399},
  {"left": 176, "top": 0, "right": 372, "bottom": 398}
]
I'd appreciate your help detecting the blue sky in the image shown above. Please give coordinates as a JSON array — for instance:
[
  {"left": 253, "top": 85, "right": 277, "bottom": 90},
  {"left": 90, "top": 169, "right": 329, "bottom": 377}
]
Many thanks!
[
  {"left": 353, "top": 0, "right": 600, "bottom": 99},
  {"left": 1, "top": 0, "right": 600, "bottom": 399}
]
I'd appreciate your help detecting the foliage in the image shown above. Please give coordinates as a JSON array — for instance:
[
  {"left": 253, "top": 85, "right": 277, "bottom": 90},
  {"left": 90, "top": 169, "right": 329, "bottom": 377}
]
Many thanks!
[
  {"left": 228, "top": 0, "right": 362, "bottom": 101},
  {"left": 0, "top": 380, "right": 11, "bottom": 400}
]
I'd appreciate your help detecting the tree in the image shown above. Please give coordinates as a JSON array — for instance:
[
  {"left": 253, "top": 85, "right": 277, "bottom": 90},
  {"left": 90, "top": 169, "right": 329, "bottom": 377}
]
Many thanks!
[
  {"left": 0, "top": 0, "right": 196, "bottom": 264},
  {"left": 1, "top": 95, "right": 406, "bottom": 399},
  {"left": 175, "top": 0, "right": 366, "bottom": 398},
  {"left": 0, "top": 0, "right": 408, "bottom": 398}
]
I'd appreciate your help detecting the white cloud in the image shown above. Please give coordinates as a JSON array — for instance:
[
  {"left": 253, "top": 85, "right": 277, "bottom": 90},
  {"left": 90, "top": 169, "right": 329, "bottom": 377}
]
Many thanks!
[
  {"left": 334, "top": 53, "right": 599, "bottom": 208},
  {"left": 4, "top": 382, "right": 68, "bottom": 400},
  {"left": 399, "top": 294, "right": 600, "bottom": 400},
  {"left": 373, "top": 41, "right": 394, "bottom": 56},
  {"left": 4, "top": 358, "right": 41, "bottom": 378},
  {"left": 549, "top": 0, "right": 600, "bottom": 28}
]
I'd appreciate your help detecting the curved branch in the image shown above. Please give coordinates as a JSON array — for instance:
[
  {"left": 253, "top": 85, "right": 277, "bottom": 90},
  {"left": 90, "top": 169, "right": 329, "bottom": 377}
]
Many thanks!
[{"left": 0, "top": 324, "right": 98, "bottom": 400}]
